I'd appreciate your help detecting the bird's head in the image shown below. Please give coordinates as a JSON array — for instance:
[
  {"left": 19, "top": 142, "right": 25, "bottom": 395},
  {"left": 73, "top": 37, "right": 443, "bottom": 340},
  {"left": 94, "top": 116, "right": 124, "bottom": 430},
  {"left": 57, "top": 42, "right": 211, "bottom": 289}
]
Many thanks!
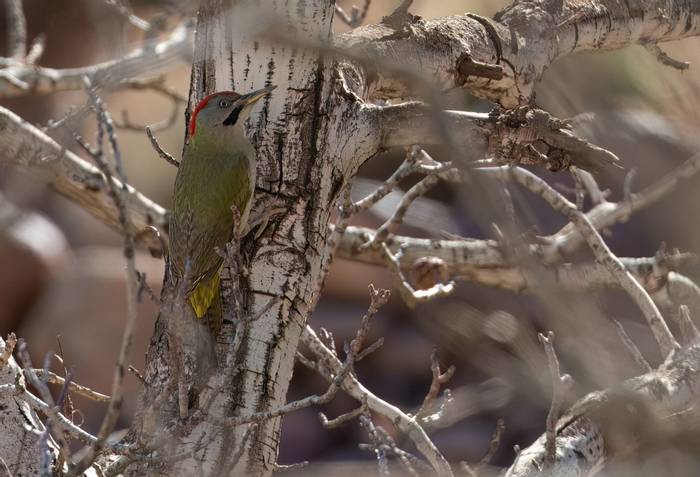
[{"left": 188, "top": 85, "right": 276, "bottom": 138}]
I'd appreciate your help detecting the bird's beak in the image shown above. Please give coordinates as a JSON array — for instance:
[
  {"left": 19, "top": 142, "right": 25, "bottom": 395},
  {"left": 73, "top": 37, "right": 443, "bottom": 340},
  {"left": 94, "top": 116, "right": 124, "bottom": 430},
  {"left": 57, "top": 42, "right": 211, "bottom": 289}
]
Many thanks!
[{"left": 240, "top": 84, "right": 277, "bottom": 106}]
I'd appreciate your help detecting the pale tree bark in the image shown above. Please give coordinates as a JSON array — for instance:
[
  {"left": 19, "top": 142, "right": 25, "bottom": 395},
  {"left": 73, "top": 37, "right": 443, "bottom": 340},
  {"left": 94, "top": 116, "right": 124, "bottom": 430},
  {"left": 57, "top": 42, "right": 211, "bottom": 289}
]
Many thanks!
[{"left": 127, "top": 1, "right": 362, "bottom": 476}]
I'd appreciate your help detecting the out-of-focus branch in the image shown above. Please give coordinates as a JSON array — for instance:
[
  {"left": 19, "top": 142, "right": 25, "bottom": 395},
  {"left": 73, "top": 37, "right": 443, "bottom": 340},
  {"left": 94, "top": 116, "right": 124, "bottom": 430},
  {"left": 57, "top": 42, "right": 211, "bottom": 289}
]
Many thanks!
[
  {"left": 506, "top": 344, "right": 700, "bottom": 477},
  {"left": 3, "top": 0, "right": 26, "bottom": 61},
  {"left": 3, "top": 101, "right": 694, "bottom": 311},
  {"left": 0, "top": 23, "right": 192, "bottom": 99},
  {"left": 335, "top": 0, "right": 371, "bottom": 28},
  {"left": 544, "top": 154, "right": 700, "bottom": 262},
  {"left": 0, "top": 106, "right": 167, "bottom": 249},
  {"left": 69, "top": 83, "right": 140, "bottom": 477},
  {"left": 481, "top": 166, "right": 679, "bottom": 356},
  {"left": 336, "top": 225, "right": 697, "bottom": 295},
  {"left": 538, "top": 332, "right": 572, "bottom": 468}
]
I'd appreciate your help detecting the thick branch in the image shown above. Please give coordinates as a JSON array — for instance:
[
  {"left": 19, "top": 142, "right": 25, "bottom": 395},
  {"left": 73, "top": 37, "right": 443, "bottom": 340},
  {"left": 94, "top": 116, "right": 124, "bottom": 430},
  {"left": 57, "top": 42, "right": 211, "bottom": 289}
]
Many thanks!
[
  {"left": 336, "top": 225, "right": 696, "bottom": 295},
  {"left": 337, "top": 0, "right": 700, "bottom": 106},
  {"left": 373, "top": 103, "right": 620, "bottom": 172},
  {"left": 0, "top": 106, "right": 167, "bottom": 249}
]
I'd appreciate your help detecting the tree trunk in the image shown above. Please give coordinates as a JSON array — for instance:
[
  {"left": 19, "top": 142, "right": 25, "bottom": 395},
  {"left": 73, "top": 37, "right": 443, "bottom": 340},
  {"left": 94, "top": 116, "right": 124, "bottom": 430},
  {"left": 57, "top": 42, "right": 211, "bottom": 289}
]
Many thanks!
[{"left": 129, "top": 1, "right": 363, "bottom": 475}]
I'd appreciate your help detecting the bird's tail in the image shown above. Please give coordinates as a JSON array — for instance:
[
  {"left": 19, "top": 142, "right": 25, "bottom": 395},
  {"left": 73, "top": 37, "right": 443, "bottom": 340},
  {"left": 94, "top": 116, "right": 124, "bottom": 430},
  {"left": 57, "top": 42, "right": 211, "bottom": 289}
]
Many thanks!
[{"left": 189, "top": 272, "right": 223, "bottom": 336}]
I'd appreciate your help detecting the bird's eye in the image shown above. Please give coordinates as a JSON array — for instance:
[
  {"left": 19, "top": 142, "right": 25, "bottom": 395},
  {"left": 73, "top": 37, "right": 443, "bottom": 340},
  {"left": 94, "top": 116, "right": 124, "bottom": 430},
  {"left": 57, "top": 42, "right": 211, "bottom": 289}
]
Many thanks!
[{"left": 218, "top": 99, "right": 231, "bottom": 109}]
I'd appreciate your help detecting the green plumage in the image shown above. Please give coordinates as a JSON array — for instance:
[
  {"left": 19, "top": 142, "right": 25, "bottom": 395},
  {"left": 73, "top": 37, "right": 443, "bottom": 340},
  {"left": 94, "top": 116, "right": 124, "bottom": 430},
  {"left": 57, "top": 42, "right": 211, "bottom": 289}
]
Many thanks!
[{"left": 169, "top": 119, "right": 254, "bottom": 334}]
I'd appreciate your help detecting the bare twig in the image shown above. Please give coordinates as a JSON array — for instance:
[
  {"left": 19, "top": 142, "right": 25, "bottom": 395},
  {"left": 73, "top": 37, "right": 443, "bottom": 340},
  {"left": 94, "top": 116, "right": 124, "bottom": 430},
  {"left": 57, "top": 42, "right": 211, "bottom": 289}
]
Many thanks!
[
  {"left": 677, "top": 305, "right": 700, "bottom": 347},
  {"left": 0, "top": 333, "right": 17, "bottom": 371},
  {"left": 544, "top": 153, "right": 700, "bottom": 262},
  {"left": 272, "top": 461, "right": 310, "bottom": 473},
  {"left": 348, "top": 146, "right": 423, "bottom": 215},
  {"left": 382, "top": 243, "right": 455, "bottom": 307},
  {"left": 117, "top": 77, "right": 187, "bottom": 132},
  {"left": 33, "top": 369, "right": 111, "bottom": 402},
  {"left": 301, "top": 326, "right": 453, "bottom": 477},
  {"left": 0, "top": 457, "right": 11, "bottom": 477},
  {"left": 359, "top": 413, "right": 391, "bottom": 477},
  {"left": 612, "top": 320, "right": 652, "bottom": 373},
  {"left": 572, "top": 168, "right": 608, "bottom": 205},
  {"left": 220, "top": 285, "right": 389, "bottom": 427},
  {"left": 0, "top": 23, "right": 192, "bottom": 99},
  {"left": 335, "top": 0, "right": 371, "bottom": 28},
  {"left": 319, "top": 398, "right": 368, "bottom": 429},
  {"left": 364, "top": 156, "right": 459, "bottom": 248},
  {"left": 0, "top": 380, "right": 102, "bottom": 448},
  {"left": 146, "top": 126, "right": 179, "bottom": 167},
  {"left": 16, "top": 342, "right": 71, "bottom": 463},
  {"left": 538, "top": 331, "right": 569, "bottom": 468},
  {"left": 68, "top": 81, "right": 140, "bottom": 477},
  {"left": 103, "top": 0, "right": 152, "bottom": 32},
  {"left": 478, "top": 418, "right": 506, "bottom": 467},
  {"left": 644, "top": 43, "right": 690, "bottom": 71},
  {"left": 415, "top": 350, "right": 455, "bottom": 421},
  {"left": 480, "top": 166, "right": 680, "bottom": 356}
]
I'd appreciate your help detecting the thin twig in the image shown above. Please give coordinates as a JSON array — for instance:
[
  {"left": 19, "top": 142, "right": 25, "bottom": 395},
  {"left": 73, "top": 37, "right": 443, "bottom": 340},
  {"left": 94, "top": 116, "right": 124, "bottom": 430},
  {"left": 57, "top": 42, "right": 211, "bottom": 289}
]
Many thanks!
[
  {"left": 415, "top": 350, "right": 455, "bottom": 420},
  {"left": 319, "top": 398, "right": 368, "bottom": 429},
  {"left": 612, "top": 320, "right": 652, "bottom": 373},
  {"left": 301, "top": 326, "right": 453, "bottom": 477},
  {"left": 335, "top": 0, "right": 371, "bottom": 28},
  {"left": 538, "top": 331, "right": 568, "bottom": 468},
  {"left": 478, "top": 418, "right": 506, "bottom": 466},
  {"left": 382, "top": 243, "right": 455, "bottom": 307},
  {"left": 33, "top": 369, "right": 111, "bottom": 402},
  {"left": 364, "top": 154, "right": 459, "bottom": 249},
  {"left": 480, "top": 166, "right": 680, "bottom": 356},
  {"left": 68, "top": 80, "right": 140, "bottom": 477},
  {"left": 146, "top": 126, "right": 179, "bottom": 167},
  {"left": 644, "top": 43, "right": 690, "bottom": 71},
  {"left": 544, "top": 153, "right": 700, "bottom": 262},
  {"left": 677, "top": 305, "right": 700, "bottom": 347}
]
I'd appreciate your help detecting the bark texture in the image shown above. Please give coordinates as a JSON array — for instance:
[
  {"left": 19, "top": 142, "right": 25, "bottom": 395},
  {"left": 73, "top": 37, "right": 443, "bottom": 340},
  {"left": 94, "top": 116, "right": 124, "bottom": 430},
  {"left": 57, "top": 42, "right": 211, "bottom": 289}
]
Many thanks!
[{"left": 128, "top": 1, "right": 363, "bottom": 475}]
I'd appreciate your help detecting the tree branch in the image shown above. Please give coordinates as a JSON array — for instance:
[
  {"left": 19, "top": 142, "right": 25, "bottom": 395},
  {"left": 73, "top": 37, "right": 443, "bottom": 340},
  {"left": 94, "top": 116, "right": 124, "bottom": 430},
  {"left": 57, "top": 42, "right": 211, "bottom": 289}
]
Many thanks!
[
  {"left": 0, "top": 106, "right": 167, "bottom": 249},
  {"left": 338, "top": 0, "right": 700, "bottom": 106},
  {"left": 373, "top": 103, "right": 620, "bottom": 172},
  {"left": 0, "top": 23, "right": 192, "bottom": 99},
  {"left": 301, "top": 325, "right": 453, "bottom": 477}
]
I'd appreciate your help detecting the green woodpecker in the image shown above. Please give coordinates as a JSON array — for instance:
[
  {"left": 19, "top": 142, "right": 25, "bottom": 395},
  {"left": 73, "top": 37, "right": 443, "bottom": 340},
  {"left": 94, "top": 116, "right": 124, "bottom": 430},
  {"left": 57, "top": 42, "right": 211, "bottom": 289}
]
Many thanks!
[{"left": 169, "top": 85, "right": 276, "bottom": 334}]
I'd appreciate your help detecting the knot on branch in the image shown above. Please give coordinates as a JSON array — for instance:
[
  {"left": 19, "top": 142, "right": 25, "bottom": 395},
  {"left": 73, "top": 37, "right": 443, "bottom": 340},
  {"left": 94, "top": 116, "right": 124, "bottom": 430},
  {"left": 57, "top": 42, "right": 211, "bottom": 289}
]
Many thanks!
[
  {"left": 640, "top": 244, "right": 698, "bottom": 292},
  {"left": 488, "top": 106, "right": 619, "bottom": 173},
  {"left": 409, "top": 256, "right": 449, "bottom": 291}
]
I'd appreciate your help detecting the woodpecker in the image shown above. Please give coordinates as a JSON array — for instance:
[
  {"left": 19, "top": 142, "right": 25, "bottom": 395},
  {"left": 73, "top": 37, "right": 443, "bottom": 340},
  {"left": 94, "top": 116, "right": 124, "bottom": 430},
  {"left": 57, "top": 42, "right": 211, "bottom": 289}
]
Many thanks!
[{"left": 168, "top": 85, "right": 275, "bottom": 334}]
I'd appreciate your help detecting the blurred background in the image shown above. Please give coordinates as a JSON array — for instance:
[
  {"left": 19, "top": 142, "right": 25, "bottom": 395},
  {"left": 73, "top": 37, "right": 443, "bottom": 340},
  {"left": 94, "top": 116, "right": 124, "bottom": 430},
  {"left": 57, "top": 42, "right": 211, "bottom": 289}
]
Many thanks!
[{"left": 2, "top": 0, "right": 700, "bottom": 475}]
